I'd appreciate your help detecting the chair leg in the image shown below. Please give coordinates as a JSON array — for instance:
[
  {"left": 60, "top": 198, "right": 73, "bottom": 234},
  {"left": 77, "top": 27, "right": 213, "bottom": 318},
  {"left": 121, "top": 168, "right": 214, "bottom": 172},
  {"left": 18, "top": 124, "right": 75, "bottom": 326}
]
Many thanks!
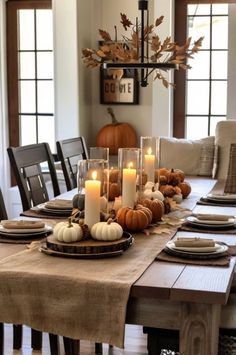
[
  {"left": 63, "top": 337, "right": 80, "bottom": 355},
  {"left": 0, "top": 323, "right": 4, "bottom": 355},
  {"left": 95, "top": 342, "right": 103, "bottom": 354},
  {"left": 143, "top": 327, "right": 179, "bottom": 355},
  {"left": 31, "top": 328, "right": 42, "bottom": 350},
  {"left": 13, "top": 324, "right": 23, "bottom": 349},
  {"left": 49, "top": 333, "right": 60, "bottom": 355}
]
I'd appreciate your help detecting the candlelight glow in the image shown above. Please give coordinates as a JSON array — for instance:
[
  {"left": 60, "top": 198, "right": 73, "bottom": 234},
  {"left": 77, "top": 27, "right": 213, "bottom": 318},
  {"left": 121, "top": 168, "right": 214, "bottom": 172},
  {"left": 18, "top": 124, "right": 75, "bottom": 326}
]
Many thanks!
[
  {"left": 127, "top": 162, "right": 133, "bottom": 169},
  {"left": 147, "top": 147, "right": 152, "bottom": 155},
  {"left": 92, "top": 171, "right": 97, "bottom": 180}
]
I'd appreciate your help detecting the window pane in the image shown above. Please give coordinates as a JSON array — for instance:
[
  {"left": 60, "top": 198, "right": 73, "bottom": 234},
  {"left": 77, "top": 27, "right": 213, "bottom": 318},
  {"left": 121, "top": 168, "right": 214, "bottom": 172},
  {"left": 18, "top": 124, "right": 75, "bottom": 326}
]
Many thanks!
[
  {"left": 18, "top": 10, "right": 35, "bottom": 50},
  {"left": 188, "top": 5, "right": 210, "bottom": 16},
  {"left": 20, "top": 115, "right": 37, "bottom": 145},
  {"left": 37, "top": 52, "right": 53, "bottom": 79},
  {"left": 187, "top": 81, "right": 209, "bottom": 115},
  {"left": 19, "top": 52, "right": 35, "bottom": 79},
  {"left": 210, "top": 117, "right": 226, "bottom": 136},
  {"left": 188, "top": 17, "right": 210, "bottom": 50},
  {"left": 19, "top": 81, "right": 36, "bottom": 113},
  {"left": 212, "top": 51, "right": 228, "bottom": 79},
  {"left": 36, "top": 10, "right": 53, "bottom": 50},
  {"left": 188, "top": 51, "right": 210, "bottom": 79},
  {"left": 211, "top": 81, "right": 227, "bottom": 115},
  {"left": 186, "top": 116, "right": 209, "bottom": 139},
  {"left": 38, "top": 116, "right": 55, "bottom": 149},
  {"left": 37, "top": 81, "right": 54, "bottom": 113},
  {"left": 212, "top": 16, "right": 228, "bottom": 49},
  {"left": 212, "top": 4, "right": 228, "bottom": 15}
]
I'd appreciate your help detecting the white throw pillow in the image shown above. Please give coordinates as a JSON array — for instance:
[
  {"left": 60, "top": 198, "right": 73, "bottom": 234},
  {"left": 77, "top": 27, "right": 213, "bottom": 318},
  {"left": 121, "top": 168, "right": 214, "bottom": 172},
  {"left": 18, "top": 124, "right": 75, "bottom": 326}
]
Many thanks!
[
  {"left": 158, "top": 136, "right": 216, "bottom": 176},
  {"left": 215, "top": 120, "right": 236, "bottom": 179}
]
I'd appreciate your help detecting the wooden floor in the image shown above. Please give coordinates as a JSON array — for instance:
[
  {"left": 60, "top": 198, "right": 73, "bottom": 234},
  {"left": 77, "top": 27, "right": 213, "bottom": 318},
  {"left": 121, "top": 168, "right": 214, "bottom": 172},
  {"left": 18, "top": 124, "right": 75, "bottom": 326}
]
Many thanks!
[{"left": 2, "top": 324, "right": 149, "bottom": 355}]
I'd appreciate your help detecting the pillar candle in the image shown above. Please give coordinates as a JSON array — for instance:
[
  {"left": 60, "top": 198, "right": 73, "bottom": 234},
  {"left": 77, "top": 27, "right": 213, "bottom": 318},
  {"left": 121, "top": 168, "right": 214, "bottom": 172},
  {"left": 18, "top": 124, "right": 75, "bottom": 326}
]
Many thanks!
[
  {"left": 122, "top": 163, "right": 136, "bottom": 208},
  {"left": 144, "top": 147, "right": 155, "bottom": 183},
  {"left": 84, "top": 171, "right": 101, "bottom": 229}
]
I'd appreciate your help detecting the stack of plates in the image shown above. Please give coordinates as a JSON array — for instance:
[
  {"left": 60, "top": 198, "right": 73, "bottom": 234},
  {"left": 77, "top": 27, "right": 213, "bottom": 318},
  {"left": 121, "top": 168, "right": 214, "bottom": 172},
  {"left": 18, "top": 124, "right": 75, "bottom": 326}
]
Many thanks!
[
  {"left": 0, "top": 222, "right": 52, "bottom": 240},
  {"left": 165, "top": 240, "right": 228, "bottom": 259},
  {"left": 206, "top": 193, "right": 236, "bottom": 204},
  {"left": 185, "top": 215, "right": 235, "bottom": 229},
  {"left": 37, "top": 200, "right": 73, "bottom": 216}
]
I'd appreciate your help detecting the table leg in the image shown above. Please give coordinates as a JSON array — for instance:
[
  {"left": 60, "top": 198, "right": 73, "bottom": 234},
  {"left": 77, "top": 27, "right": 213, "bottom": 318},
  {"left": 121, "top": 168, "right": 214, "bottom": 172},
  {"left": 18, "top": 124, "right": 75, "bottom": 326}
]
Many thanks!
[{"left": 179, "top": 302, "right": 221, "bottom": 355}]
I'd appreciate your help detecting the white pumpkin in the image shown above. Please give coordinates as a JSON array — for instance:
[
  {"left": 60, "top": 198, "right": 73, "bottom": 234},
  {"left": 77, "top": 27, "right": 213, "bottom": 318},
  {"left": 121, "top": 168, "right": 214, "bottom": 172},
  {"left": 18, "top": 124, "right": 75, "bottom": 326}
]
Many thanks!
[
  {"left": 143, "top": 187, "right": 164, "bottom": 201},
  {"left": 91, "top": 219, "right": 123, "bottom": 241},
  {"left": 144, "top": 181, "right": 155, "bottom": 190},
  {"left": 54, "top": 219, "right": 83, "bottom": 243},
  {"left": 172, "top": 193, "right": 183, "bottom": 204}
]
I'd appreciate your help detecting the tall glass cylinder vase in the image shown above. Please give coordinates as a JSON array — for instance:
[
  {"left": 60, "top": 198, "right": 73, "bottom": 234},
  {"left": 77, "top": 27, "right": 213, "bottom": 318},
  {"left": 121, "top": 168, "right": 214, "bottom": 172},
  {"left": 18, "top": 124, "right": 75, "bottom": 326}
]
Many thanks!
[
  {"left": 140, "top": 136, "right": 159, "bottom": 186},
  {"left": 77, "top": 159, "right": 109, "bottom": 229},
  {"left": 118, "top": 148, "right": 141, "bottom": 208}
]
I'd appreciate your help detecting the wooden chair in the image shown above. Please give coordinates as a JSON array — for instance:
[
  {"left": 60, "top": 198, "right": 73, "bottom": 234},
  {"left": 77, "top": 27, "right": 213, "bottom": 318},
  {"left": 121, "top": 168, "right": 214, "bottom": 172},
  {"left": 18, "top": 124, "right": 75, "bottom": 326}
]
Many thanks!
[
  {"left": 7, "top": 143, "right": 60, "bottom": 211},
  {"left": 56, "top": 137, "right": 88, "bottom": 191}
]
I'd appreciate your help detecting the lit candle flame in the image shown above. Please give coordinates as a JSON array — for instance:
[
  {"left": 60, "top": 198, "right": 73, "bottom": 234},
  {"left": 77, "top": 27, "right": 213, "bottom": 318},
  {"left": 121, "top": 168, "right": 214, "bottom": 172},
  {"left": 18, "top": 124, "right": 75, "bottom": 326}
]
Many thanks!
[
  {"left": 127, "top": 162, "right": 133, "bottom": 169},
  {"left": 147, "top": 147, "right": 152, "bottom": 155},
  {"left": 92, "top": 171, "right": 97, "bottom": 180}
]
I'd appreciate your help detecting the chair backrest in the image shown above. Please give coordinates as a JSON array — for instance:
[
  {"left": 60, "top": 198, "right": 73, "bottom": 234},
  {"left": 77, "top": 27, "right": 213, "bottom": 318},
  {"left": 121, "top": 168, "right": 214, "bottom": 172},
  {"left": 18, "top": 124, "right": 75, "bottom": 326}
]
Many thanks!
[
  {"left": 0, "top": 188, "right": 8, "bottom": 220},
  {"left": 7, "top": 143, "right": 60, "bottom": 211},
  {"left": 56, "top": 137, "right": 88, "bottom": 191}
]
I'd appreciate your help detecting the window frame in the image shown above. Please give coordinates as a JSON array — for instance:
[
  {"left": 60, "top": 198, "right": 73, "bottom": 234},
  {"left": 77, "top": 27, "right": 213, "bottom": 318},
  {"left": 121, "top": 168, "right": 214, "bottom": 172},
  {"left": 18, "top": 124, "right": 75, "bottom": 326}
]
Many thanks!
[
  {"left": 173, "top": 0, "right": 236, "bottom": 138},
  {"left": 6, "top": 0, "right": 52, "bottom": 148}
]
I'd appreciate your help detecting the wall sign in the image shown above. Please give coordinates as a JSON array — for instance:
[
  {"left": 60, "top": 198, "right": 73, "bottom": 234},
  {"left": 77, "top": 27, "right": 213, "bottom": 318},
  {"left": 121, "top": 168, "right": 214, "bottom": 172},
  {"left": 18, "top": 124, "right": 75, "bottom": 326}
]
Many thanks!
[{"left": 100, "top": 69, "right": 139, "bottom": 105}]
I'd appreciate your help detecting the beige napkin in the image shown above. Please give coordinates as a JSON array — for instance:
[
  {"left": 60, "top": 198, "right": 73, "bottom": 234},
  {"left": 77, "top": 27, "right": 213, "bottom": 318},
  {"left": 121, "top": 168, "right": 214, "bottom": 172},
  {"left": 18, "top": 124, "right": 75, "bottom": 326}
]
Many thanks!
[
  {"left": 192, "top": 213, "right": 233, "bottom": 221},
  {"left": 44, "top": 199, "right": 73, "bottom": 210},
  {"left": 174, "top": 237, "right": 215, "bottom": 248},
  {"left": 1, "top": 220, "right": 45, "bottom": 230}
]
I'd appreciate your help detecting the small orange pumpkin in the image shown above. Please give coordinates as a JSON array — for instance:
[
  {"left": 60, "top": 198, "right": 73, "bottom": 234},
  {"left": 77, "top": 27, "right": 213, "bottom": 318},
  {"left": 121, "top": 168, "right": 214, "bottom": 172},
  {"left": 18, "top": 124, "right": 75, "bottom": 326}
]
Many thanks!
[
  {"left": 178, "top": 181, "right": 191, "bottom": 198},
  {"left": 140, "top": 198, "right": 164, "bottom": 223},
  {"left": 116, "top": 204, "right": 152, "bottom": 231},
  {"left": 159, "top": 184, "right": 177, "bottom": 197},
  {"left": 96, "top": 107, "right": 137, "bottom": 155}
]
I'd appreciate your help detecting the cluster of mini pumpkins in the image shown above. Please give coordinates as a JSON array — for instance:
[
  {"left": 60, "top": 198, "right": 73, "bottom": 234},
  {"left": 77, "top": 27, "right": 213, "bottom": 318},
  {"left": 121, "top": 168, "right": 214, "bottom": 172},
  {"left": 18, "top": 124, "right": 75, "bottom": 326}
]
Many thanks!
[{"left": 53, "top": 167, "right": 191, "bottom": 243}]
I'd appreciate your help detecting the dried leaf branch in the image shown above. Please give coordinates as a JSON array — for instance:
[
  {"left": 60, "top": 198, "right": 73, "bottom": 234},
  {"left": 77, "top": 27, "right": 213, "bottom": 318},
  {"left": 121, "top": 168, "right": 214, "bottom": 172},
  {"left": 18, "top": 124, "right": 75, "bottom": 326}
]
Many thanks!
[{"left": 82, "top": 13, "right": 203, "bottom": 88}]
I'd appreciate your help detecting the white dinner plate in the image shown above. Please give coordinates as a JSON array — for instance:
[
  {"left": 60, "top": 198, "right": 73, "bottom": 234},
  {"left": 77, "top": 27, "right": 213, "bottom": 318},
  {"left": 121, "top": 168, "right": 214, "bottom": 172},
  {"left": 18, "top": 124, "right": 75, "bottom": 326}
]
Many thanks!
[
  {"left": 186, "top": 216, "right": 235, "bottom": 227},
  {"left": 0, "top": 224, "right": 53, "bottom": 238},
  {"left": 37, "top": 203, "right": 73, "bottom": 215},
  {"left": 165, "top": 240, "right": 228, "bottom": 257}
]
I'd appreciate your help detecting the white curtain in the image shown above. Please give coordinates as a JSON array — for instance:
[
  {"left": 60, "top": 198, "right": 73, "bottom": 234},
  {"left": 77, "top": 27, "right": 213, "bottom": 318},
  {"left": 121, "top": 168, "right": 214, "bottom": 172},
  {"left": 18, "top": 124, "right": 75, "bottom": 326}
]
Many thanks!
[{"left": 0, "top": 0, "right": 10, "bottom": 210}]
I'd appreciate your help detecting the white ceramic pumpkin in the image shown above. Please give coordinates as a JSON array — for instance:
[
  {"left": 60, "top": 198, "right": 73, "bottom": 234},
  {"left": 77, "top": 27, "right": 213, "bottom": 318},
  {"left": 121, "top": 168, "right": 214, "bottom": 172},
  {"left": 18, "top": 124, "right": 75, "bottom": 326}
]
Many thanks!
[
  {"left": 54, "top": 219, "right": 83, "bottom": 243},
  {"left": 143, "top": 187, "right": 164, "bottom": 201},
  {"left": 91, "top": 219, "right": 123, "bottom": 241}
]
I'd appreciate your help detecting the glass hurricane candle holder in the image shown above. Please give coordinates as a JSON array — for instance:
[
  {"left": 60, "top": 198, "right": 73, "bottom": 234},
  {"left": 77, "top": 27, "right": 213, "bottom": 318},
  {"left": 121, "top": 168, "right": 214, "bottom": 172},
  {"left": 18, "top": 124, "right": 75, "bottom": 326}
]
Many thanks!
[
  {"left": 77, "top": 159, "right": 109, "bottom": 229},
  {"left": 118, "top": 148, "right": 141, "bottom": 208},
  {"left": 89, "top": 147, "right": 109, "bottom": 161},
  {"left": 140, "top": 136, "right": 159, "bottom": 185}
]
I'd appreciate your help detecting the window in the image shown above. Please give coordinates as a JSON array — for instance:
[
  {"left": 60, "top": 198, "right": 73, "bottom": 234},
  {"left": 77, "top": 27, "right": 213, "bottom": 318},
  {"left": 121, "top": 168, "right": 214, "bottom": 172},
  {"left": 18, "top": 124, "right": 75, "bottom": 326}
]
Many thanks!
[
  {"left": 7, "top": 0, "right": 54, "bottom": 150},
  {"left": 174, "top": 0, "right": 236, "bottom": 139}
]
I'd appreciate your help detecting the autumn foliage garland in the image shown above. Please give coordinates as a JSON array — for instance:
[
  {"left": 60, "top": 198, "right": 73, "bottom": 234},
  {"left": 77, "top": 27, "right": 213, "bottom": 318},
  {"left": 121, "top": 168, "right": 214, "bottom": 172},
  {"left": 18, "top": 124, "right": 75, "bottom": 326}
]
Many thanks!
[{"left": 82, "top": 13, "right": 203, "bottom": 88}]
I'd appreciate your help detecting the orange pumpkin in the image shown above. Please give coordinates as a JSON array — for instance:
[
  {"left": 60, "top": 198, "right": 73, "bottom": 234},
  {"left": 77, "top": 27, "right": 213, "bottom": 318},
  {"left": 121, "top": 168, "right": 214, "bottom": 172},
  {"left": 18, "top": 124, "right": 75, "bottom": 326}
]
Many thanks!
[
  {"left": 140, "top": 198, "right": 164, "bottom": 223},
  {"left": 116, "top": 204, "right": 152, "bottom": 231},
  {"left": 168, "top": 168, "right": 185, "bottom": 185},
  {"left": 96, "top": 107, "right": 137, "bottom": 155},
  {"left": 178, "top": 181, "right": 191, "bottom": 198}
]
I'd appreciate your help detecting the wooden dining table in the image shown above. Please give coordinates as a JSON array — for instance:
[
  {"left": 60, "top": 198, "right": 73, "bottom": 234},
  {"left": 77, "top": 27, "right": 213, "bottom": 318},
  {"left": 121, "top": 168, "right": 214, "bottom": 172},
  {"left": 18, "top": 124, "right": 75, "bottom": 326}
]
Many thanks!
[{"left": 0, "top": 177, "right": 236, "bottom": 355}]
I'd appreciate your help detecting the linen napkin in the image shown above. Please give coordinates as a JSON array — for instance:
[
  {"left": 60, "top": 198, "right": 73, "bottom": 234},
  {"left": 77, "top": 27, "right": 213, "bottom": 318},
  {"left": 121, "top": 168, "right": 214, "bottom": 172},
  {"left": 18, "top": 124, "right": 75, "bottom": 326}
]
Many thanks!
[
  {"left": 1, "top": 220, "right": 45, "bottom": 230},
  {"left": 174, "top": 237, "right": 215, "bottom": 248},
  {"left": 44, "top": 199, "right": 73, "bottom": 210}
]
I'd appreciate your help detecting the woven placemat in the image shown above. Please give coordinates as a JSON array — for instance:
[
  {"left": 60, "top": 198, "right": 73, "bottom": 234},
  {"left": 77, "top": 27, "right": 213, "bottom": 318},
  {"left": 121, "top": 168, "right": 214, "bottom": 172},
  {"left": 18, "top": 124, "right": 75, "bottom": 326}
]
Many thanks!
[{"left": 156, "top": 246, "right": 236, "bottom": 267}]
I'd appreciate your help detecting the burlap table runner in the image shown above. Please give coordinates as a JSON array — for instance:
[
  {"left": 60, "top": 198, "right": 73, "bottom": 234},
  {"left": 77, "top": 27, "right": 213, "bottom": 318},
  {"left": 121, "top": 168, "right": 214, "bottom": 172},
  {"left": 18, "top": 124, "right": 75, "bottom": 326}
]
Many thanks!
[{"left": 0, "top": 230, "right": 175, "bottom": 348}]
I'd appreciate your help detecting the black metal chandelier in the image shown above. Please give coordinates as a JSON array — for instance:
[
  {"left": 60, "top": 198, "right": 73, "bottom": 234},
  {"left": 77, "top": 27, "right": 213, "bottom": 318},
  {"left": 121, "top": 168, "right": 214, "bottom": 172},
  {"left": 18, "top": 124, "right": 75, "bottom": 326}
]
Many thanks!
[{"left": 102, "top": 0, "right": 178, "bottom": 87}]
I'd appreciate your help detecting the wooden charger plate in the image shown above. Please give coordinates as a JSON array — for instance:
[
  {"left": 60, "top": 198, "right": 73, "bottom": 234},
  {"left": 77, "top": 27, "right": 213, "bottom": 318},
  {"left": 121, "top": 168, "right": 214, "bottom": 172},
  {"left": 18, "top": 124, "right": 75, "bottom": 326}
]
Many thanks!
[{"left": 39, "top": 232, "right": 133, "bottom": 259}]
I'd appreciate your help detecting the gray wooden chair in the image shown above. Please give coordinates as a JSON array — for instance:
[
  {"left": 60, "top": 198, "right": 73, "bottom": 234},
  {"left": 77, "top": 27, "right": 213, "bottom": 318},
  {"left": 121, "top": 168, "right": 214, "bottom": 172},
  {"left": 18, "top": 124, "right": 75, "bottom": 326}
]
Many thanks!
[
  {"left": 7, "top": 143, "right": 60, "bottom": 211},
  {"left": 56, "top": 137, "right": 88, "bottom": 191}
]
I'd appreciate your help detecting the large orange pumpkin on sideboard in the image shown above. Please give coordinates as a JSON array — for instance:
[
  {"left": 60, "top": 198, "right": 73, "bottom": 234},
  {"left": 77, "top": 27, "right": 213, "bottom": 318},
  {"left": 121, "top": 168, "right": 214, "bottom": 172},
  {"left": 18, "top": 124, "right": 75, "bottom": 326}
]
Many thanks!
[{"left": 96, "top": 107, "right": 137, "bottom": 155}]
